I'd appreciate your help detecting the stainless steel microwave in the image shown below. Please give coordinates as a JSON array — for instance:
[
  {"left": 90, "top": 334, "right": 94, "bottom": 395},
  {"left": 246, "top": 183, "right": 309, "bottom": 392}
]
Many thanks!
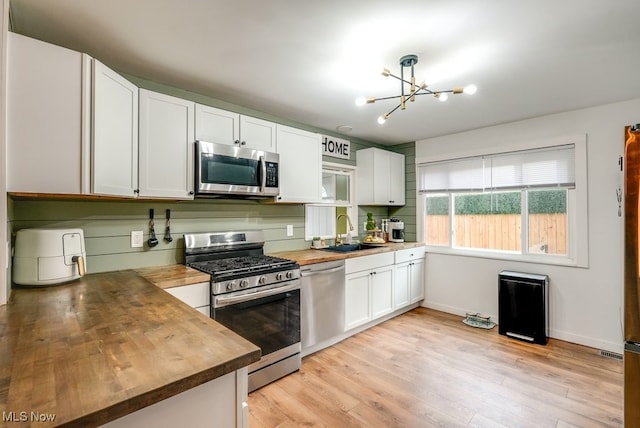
[{"left": 195, "top": 141, "right": 279, "bottom": 197}]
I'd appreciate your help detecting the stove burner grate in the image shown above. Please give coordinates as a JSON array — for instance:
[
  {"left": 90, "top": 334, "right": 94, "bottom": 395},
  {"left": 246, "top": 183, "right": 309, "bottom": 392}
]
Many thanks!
[{"left": 190, "top": 255, "right": 296, "bottom": 276}]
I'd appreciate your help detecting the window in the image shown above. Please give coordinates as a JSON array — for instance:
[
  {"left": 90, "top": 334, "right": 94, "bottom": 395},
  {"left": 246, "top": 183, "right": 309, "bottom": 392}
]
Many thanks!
[
  {"left": 305, "top": 163, "right": 357, "bottom": 241},
  {"left": 418, "top": 141, "right": 584, "bottom": 264}
]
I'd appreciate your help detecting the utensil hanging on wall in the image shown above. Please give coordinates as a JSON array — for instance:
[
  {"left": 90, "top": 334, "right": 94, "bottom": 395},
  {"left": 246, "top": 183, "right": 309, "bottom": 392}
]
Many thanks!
[
  {"left": 148, "top": 209, "right": 159, "bottom": 247},
  {"left": 164, "top": 209, "right": 173, "bottom": 243}
]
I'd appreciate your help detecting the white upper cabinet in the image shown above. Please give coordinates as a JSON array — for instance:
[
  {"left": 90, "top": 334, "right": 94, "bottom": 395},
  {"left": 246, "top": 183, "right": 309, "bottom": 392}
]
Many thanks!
[
  {"left": 239, "top": 115, "right": 276, "bottom": 152},
  {"left": 138, "top": 90, "right": 195, "bottom": 199},
  {"left": 356, "top": 147, "right": 405, "bottom": 206},
  {"left": 275, "top": 125, "right": 322, "bottom": 203},
  {"left": 6, "top": 32, "right": 90, "bottom": 194},
  {"left": 195, "top": 104, "right": 239, "bottom": 146},
  {"left": 91, "top": 59, "right": 139, "bottom": 197},
  {"left": 195, "top": 104, "right": 276, "bottom": 152}
]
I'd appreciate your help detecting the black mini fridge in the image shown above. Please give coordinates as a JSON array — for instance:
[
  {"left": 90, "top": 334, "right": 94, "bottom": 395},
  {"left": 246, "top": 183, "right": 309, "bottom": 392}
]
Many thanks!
[{"left": 498, "top": 270, "right": 549, "bottom": 345}]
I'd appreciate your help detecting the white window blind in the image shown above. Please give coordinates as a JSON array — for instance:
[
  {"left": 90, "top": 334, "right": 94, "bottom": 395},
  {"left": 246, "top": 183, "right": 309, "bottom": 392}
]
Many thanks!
[{"left": 418, "top": 144, "right": 575, "bottom": 193}]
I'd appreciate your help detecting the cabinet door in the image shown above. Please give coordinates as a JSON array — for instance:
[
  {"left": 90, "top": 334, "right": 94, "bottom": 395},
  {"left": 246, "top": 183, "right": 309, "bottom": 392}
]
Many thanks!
[
  {"left": 371, "top": 266, "right": 393, "bottom": 318},
  {"left": 240, "top": 115, "right": 276, "bottom": 151},
  {"left": 7, "top": 33, "right": 88, "bottom": 194},
  {"left": 345, "top": 271, "right": 371, "bottom": 330},
  {"left": 356, "top": 147, "right": 405, "bottom": 206},
  {"left": 92, "top": 59, "right": 139, "bottom": 197},
  {"left": 388, "top": 151, "right": 405, "bottom": 205},
  {"left": 166, "top": 282, "right": 210, "bottom": 309},
  {"left": 195, "top": 104, "right": 239, "bottom": 146},
  {"left": 139, "top": 89, "right": 195, "bottom": 199},
  {"left": 275, "top": 125, "right": 322, "bottom": 203},
  {"left": 373, "top": 149, "right": 392, "bottom": 204},
  {"left": 393, "top": 263, "right": 411, "bottom": 309},
  {"left": 410, "top": 259, "right": 425, "bottom": 303},
  {"left": 356, "top": 148, "right": 374, "bottom": 205}
]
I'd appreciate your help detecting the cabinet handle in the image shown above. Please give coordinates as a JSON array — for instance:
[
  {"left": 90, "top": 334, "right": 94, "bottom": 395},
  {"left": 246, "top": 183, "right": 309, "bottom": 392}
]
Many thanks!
[
  {"left": 234, "top": 140, "right": 240, "bottom": 145},
  {"left": 188, "top": 191, "right": 194, "bottom": 195},
  {"left": 241, "top": 140, "right": 247, "bottom": 146}
]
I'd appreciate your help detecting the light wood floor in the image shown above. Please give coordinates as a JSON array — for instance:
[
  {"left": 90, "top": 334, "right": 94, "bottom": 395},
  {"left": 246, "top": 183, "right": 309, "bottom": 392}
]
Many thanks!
[{"left": 248, "top": 307, "right": 623, "bottom": 427}]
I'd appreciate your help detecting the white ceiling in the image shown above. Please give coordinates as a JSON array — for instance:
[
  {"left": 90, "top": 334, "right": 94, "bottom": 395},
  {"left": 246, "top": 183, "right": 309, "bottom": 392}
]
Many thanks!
[{"left": 8, "top": 0, "right": 640, "bottom": 145}]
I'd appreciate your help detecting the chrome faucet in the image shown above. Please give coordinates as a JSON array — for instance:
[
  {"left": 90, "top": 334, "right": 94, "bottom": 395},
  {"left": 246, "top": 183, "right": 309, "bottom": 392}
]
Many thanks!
[{"left": 335, "top": 214, "right": 354, "bottom": 246}]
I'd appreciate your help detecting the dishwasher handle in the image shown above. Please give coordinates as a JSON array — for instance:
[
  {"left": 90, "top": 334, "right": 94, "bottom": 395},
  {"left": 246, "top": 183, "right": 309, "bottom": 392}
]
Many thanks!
[{"left": 301, "top": 265, "right": 345, "bottom": 277}]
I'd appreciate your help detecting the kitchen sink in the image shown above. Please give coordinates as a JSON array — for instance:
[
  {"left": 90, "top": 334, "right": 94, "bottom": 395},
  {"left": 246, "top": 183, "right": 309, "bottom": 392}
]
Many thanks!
[{"left": 322, "top": 243, "right": 364, "bottom": 253}]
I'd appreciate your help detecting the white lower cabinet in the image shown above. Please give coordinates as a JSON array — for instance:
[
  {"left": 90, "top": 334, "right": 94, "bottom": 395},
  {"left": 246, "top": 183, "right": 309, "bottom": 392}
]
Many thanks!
[
  {"left": 103, "top": 369, "right": 247, "bottom": 428},
  {"left": 394, "top": 247, "right": 426, "bottom": 305},
  {"left": 370, "top": 266, "right": 394, "bottom": 318},
  {"left": 165, "top": 282, "right": 210, "bottom": 316},
  {"left": 393, "top": 263, "right": 411, "bottom": 309},
  {"left": 345, "top": 271, "right": 371, "bottom": 329},
  {"left": 344, "top": 252, "right": 394, "bottom": 330}
]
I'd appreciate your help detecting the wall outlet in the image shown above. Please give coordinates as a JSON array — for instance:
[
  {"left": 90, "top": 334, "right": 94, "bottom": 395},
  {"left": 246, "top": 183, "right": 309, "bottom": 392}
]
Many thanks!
[
  {"left": 286, "top": 225, "right": 293, "bottom": 237},
  {"left": 131, "top": 230, "right": 144, "bottom": 248}
]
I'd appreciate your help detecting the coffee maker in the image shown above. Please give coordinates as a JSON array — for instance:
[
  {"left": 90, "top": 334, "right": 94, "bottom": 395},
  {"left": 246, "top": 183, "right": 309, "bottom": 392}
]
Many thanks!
[{"left": 388, "top": 218, "right": 405, "bottom": 243}]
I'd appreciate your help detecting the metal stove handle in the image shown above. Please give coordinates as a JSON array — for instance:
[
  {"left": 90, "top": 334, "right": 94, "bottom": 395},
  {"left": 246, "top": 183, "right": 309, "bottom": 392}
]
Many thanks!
[{"left": 215, "top": 281, "right": 299, "bottom": 307}]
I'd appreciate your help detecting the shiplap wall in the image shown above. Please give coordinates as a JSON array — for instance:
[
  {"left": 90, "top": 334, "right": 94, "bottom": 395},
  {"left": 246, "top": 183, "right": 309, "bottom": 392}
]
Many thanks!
[
  {"left": 9, "top": 198, "right": 307, "bottom": 273},
  {"left": 389, "top": 142, "right": 417, "bottom": 242}
]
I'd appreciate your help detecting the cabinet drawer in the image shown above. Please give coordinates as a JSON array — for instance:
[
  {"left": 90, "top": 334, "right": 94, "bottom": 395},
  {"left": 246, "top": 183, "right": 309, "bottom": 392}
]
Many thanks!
[
  {"left": 166, "top": 282, "right": 210, "bottom": 308},
  {"left": 395, "top": 246, "right": 426, "bottom": 264},
  {"left": 345, "top": 252, "right": 394, "bottom": 274}
]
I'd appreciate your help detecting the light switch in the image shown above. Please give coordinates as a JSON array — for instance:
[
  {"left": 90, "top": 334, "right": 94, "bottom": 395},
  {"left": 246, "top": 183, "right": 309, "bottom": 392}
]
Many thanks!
[{"left": 286, "top": 225, "right": 294, "bottom": 237}]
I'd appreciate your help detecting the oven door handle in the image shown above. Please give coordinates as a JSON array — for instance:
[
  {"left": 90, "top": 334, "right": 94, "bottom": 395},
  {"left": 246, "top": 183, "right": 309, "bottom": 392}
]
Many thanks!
[
  {"left": 259, "top": 155, "right": 266, "bottom": 193},
  {"left": 215, "top": 282, "right": 299, "bottom": 307}
]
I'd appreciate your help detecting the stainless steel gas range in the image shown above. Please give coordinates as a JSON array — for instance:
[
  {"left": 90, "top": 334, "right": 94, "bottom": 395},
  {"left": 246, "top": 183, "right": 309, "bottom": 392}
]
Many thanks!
[{"left": 183, "top": 231, "right": 301, "bottom": 392}]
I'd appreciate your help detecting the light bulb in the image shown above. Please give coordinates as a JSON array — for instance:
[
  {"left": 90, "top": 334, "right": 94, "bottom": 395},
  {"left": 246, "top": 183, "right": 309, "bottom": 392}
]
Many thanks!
[
  {"left": 377, "top": 115, "right": 386, "bottom": 125},
  {"left": 437, "top": 93, "right": 448, "bottom": 102},
  {"left": 463, "top": 84, "right": 477, "bottom": 95},
  {"left": 355, "top": 97, "right": 366, "bottom": 106}
]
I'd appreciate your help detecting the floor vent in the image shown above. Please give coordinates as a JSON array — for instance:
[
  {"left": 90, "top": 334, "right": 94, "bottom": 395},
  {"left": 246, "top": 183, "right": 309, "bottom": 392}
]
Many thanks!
[{"left": 599, "top": 350, "right": 623, "bottom": 360}]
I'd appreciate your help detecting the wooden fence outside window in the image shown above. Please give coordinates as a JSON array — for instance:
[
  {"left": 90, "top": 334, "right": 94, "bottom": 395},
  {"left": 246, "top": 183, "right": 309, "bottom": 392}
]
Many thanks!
[{"left": 425, "top": 213, "right": 567, "bottom": 254}]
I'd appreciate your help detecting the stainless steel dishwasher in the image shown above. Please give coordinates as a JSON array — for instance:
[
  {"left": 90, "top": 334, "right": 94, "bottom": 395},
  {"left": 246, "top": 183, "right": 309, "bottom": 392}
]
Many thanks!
[{"left": 300, "top": 260, "right": 345, "bottom": 351}]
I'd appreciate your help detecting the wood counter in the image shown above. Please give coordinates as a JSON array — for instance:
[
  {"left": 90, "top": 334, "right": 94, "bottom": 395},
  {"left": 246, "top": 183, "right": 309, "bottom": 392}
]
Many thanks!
[
  {"left": 134, "top": 243, "right": 428, "bottom": 289},
  {"left": 0, "top": 271, "right": 260, "bottom": 427},
  {"left": 269, "top": 242, "right": 426, "bottom": 266}
]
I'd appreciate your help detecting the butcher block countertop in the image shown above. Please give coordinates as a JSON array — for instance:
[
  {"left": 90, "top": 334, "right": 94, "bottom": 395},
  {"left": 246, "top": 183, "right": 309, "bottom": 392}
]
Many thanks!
[
  {"left": 135, "top": 264, "right": 210, "bottom": 289},
  {"left": 269, "top": 242, "right": 425, "bottom": 266},
  {"left": 132, "top": 243, "right": 425, "bottom": 289},
  {"left": 0, "top": 270, "right": 260, "bottom": 428}
]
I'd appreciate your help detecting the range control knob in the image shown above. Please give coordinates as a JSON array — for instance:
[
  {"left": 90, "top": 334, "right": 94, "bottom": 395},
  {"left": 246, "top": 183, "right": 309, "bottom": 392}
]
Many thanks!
[
  {"left": 258, "top": 276, "right": 266, "bottom": 285},
  {"left": 226, "top": 281, "right": 236, "bottom": 291},
  {"left": 239, "top": 279, "right": 249, "bottom": 288},
  {"left": 286, "top": 271, "right": 294, "bottom": 279},
  {"left": 276, "top": 272, "right": 284, "bottom": 281}
]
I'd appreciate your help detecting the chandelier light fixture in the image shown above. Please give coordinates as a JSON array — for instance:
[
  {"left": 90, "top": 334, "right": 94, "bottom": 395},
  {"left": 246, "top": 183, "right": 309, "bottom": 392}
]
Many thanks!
[{"left": 355, "top": 54, "right": 477, "bottom": 124}]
